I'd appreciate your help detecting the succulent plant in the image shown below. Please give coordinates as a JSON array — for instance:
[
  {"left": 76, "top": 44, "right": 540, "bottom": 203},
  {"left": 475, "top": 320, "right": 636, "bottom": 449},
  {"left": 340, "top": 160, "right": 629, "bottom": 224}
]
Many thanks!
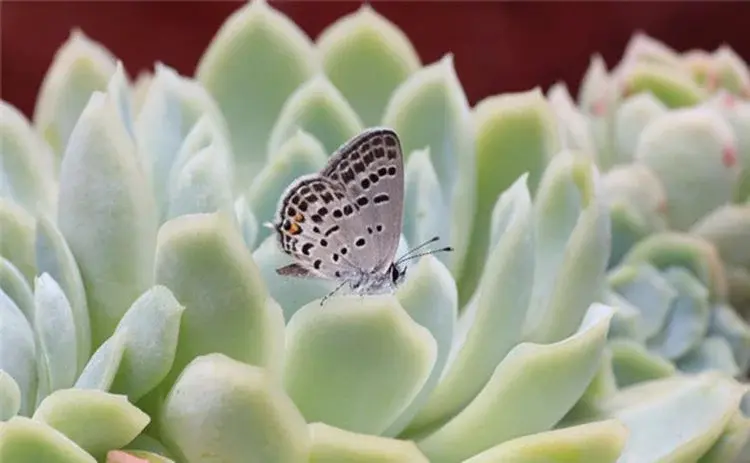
[{"left": 1, "top": 2, "right": 750, "bottom": 462}]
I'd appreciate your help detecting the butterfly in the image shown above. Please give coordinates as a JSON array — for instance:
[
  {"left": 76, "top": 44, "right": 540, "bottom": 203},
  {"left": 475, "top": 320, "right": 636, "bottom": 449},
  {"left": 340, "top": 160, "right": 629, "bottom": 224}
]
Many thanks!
[{"left": 269, "top": 127, "right": 452, "bottom": 304}]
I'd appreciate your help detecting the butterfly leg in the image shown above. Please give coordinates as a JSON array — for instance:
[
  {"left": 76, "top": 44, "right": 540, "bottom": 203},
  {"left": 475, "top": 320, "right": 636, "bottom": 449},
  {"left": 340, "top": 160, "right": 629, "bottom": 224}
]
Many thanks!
[{"left": 320, "top": 280, "right": 349, "bottom": 306}]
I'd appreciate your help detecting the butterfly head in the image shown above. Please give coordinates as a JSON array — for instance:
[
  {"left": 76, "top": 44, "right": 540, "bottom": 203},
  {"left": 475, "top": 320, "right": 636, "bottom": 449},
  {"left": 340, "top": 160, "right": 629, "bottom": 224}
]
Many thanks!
[{"left": 389, "top": 261, "right": 407, "bottom": 287}]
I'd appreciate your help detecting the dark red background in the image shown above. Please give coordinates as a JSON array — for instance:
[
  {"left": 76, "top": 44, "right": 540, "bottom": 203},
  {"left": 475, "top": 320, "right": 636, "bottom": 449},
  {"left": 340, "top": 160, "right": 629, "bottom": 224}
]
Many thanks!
[{"left": 3, "top": 1, "right": 750, "bottom": 119}]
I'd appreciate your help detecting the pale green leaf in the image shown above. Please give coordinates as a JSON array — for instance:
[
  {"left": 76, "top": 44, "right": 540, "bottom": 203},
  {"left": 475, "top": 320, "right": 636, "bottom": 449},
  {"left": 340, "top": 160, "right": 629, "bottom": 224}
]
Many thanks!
[
  {"left": 0, "top": 416, "right": 96, "bottom": 463},
  {"left": 160, "top": 354, "right": 309, "bottom": 463},
  {"left": 405, "top": 175, "right": 533, "bottom": 436},
  {"left": 268, "top": 75, "right": 363, "bottom": 157},
  {"left": 635, "top": 107, "right": 739, "bottom": 230},
  {"left": 154, "top": 212, "right": 282, "bottom": 387},
  {"left": 0, "top": 369, "right": 21, "bottom": 421},
  {"left": 196, "top": 0, "right": 318, "bottom": 184},
  {"left": 317, "top": 4, "right": 421, "bottom": 126},
  {"left": 32, "top": 273, "right": 78, "bottom": 404},
  {"left": 32, "top": 29, "right": 117, "bottom": 160},
  {"left": 0, "top": 101, "right": 57, "bottom": 216},
  {"left": 284, "top": 295, "right": 437, "bottom": 435},
  {"left": 0, "top": 290, "right": 37, "bottom": 416},
  {"left": 417, "top": 303, "right": 615, "bottom": 463},
  {"left": 33, "top": 389, "right": 150, "bottom": 460},
  {"left": 57, "top": 91, "right": 157, "bottom": 348},
  {"left": 108, "top": 285, "right": 185, "bottom": 402},
  {"left": 463, "top": 419, "right": 628, "bottom": 463},
  {"left": 35, "top": 215, "right": 91, "bottom": 372},
  {"left": 309, "top": 422, "right": 428, "bottom": 463}
]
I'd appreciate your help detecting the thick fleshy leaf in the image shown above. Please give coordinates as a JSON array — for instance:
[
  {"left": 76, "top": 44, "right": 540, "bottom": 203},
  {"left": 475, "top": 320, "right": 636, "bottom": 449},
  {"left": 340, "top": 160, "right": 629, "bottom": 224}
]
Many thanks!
[
  {"left": 691, "top": 204, "right": 750, "bottom": 269},
  {"left": 0, "top": 257, "right": 34, "bottom": 322},
  {"left": 57, "top": 91, "right": 157, "bottom": 348},
  {"left": 160, "top": 354, "right": 309, "bottom": 463},
  {"left": 132, "top": 71, "right": 153, "bottom": 116},
  {"left": 309, "top": 422, "right": 428, "bottom": 463},
  {"left": 0, "top": 290, "right": 36, "bottom": 416},
  {"left": 165, "top": 143, "right": 234, "bottom": 222},
  {"left": 463, "top": 420, "right": 628, "bottom": 463},
  {"left": 619, "top": 62, "right": 707, "bottom": 108},
  {"left": 400, "top": 148, "right": 450, "bottom": 266},
  {"left": 604, "top": 372, "right": 743, "bottom": 462},
  {"left": 601, "top": 164, "right": 668, "bottom": 267},
  {"left": 268, "top": 74, "right": 363, "bottom": 156},
  {"left": 252, "top": 235, "right": 337, "bottom": 321},
  {"left": 196, "top": 0, "right": 317, "bottom": 184},
  {"left": 247, "top": 129, "right": 328, "bottom": 243},
  {"left": 577, "top": 55, "right": 619, "bottom": 169},
  {"left": 385, "top": 255, "right": 457, "bottom": 437},
  {"left": 0, "top": 416, "right": 96, "bottom": 463},
  {"left": 33, "top": 389, "right": 150, "bottom": 459},
  {"left": 708, "top": 304, "right": 750, "bottom": 372},
  {"left": 523, "top": 152, "right": 611, "bottom": 344},
  {"left": 32, "top": 273, "right": 78, "bottom": 404},
  {"left": 618, "top": 32, "right": 683, "bottom": 70},
  {"left": 703, "top": 93, "right": 750, "bottom": 202},
  {"left": 699, "top": 409, "right": 750, "bottom": 463},
  {"left": 547, "top": 82, "right": 597, "bottom": 159},
  {"left": 382, "top": 54, "right": 475, "bottom": 283},
  {"left": 602, "top": 290, "right": 643, "bottom": 341},
  {"left": 234, "top": 195, "right": 259, "bottom": 250},
  {"left": 405, "top": 175, "right": 534, "bottom": 436},
  {"left": 74, "top": 329, "right": 127, "bottom": 392},
  {"left": 106, "top": 62, "right": 134, "bottom": 138},
  {"left": 416, "top": 303, "right": 615, "bottom": 463},
  {"left": 713, "top": 45, "right": 750, "bottom": 96},
  {"left": 32, "top": 29, "right": 117, "bottom": 160},
  {"left": 317, "top": 4, "right": 421, "bottom": 126},
  {"left": 107, "top": 286, "right": 185, "bottom": 402},
  {"left": 608, "top": 339, "right": 676, "bottom": 388},
  {"left": 284, "top": 295, "right": 437, "bottom": 435},
  {"left": 456, "top": 89, "right": 557, "bottom": 306},
  {"left": 168, "top": 113, "right": 233, "bottom": 196},
  {"left": 0, "top": 369, "right": 21, "bottom": 421},
  {"left": 613, "top": 93, "right": 667, "bottom": 165},
  {"left": 634, "top": 107, "right": 739, "bottom": 230},
  {"left": 35, "top": 214, "right": 90, "bottom": 371},
  {"left": 154, "top": 212, "right": 282, "bottom": 386},
  {"left": 562, "top": 348, "right": 618, "bottom": 423},
  {"left": 0, "top": 198, "right": 36, "bottom": 284},
  {"left": 135, "top": 63, "right": 231, "bottom": 219},
  {"left": 647, "top": 267, "right": 710, "bottom": 360},
  {"left": 677, "top": 336, "right": 740, "bottom": 376},
  {"left": 0, "top": 101, "right": 57, "bottom": 216},
  {"left": 608, "top": 264, "right": 677, "bottom": 339},
  {"left": 622, "top": 232, "right": 728, "bottom": 303},
  {"left": 577, "top": 54, "right": 611, "bottom": 114}
]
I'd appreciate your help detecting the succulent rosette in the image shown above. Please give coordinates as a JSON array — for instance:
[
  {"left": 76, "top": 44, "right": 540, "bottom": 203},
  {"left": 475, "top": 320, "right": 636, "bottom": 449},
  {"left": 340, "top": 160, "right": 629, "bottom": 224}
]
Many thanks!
[{"left": 1, "top": 2, "right": 749, "bottom": 462}]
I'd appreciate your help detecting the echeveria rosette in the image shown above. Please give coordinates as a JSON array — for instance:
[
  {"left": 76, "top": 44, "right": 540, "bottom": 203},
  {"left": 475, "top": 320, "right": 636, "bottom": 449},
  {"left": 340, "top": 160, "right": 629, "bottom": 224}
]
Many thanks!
[
  {"left": 602, "top": 231, "right": 750, "bottom": 385},
  {"left": 2, "top": 2, "right": 750, "bottom": 463}
]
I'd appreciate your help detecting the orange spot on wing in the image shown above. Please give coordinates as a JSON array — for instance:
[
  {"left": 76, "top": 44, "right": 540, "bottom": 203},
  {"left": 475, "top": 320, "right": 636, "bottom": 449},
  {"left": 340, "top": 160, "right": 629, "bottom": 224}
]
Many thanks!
[
  {"left": 294, "top": 213, "right": 305, "bottom": 223},
  {"left": 289, "top": 222, "right": 301, "bottom": 235}
]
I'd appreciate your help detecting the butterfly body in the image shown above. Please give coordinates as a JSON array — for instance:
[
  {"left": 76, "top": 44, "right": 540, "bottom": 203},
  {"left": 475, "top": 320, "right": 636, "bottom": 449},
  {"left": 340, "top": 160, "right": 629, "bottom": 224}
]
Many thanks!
[{"left": 271, "top": 127, "right": 407, "bottom": 297}]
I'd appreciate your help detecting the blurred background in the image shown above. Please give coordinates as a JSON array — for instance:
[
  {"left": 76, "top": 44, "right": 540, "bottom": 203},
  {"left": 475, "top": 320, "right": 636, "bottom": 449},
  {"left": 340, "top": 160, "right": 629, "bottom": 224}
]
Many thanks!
[{"left": 3, "top": 0, "right": 750, "bottom": 119}]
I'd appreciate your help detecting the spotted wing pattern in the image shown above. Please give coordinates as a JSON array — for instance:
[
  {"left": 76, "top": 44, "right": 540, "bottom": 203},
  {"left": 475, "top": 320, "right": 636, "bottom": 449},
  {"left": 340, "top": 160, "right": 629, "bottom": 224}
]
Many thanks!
[
  {"left": 272, "top": 173, "right": 371, "bottom": 281},
  {"left": 319, "top": 127, "right": 404, "bottom": 274}
]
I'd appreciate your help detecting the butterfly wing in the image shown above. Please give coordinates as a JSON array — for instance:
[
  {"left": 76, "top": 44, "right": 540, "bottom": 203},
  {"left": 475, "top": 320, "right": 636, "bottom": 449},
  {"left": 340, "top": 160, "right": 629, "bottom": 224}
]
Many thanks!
[
  {"left": 320, "top": 127, "right": 404, "bottom": 274},
  {"left": 272, "top": 173, "right": 377, "bottom": 281}
]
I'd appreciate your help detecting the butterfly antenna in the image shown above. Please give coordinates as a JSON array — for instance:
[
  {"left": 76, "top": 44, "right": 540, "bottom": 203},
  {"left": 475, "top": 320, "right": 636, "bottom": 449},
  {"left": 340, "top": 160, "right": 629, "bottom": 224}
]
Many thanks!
[
  {"left": 320, "top": 280, "right": 348, "bottom": 306},
  {"left": 397, "top": 246, "right": 454, "bottom": 265},
  {"left": 396, "top": 236, "right": 440, "bottom": 263}
]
